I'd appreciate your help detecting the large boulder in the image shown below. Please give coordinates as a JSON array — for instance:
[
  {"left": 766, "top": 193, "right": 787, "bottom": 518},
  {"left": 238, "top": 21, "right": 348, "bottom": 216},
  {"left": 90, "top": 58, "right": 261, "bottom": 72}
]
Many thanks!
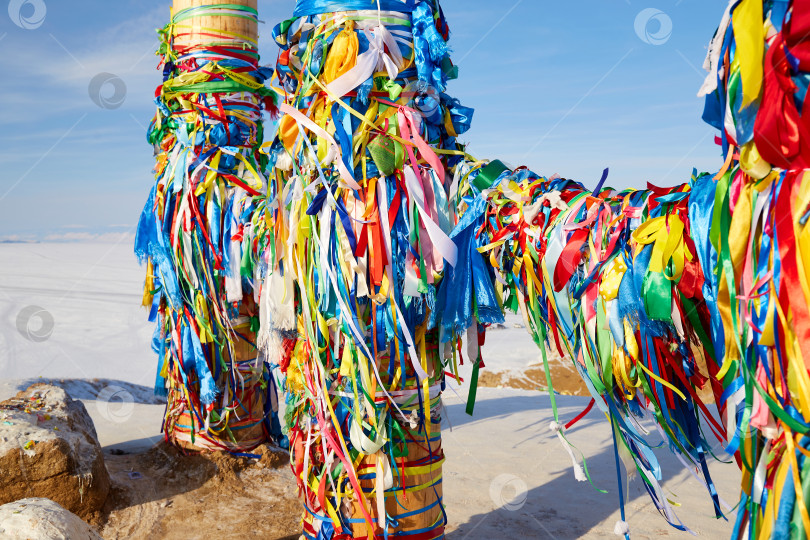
[
  {"left": 0, "top": 497, "right": 102, "bottom": 539},
  {"left": 0, "top": 384, "right": 110, "bottom": 523}
]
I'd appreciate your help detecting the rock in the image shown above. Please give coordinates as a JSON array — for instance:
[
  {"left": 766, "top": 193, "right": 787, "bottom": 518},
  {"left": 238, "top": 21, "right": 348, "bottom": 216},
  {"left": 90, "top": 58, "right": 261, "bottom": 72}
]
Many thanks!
[
  {"left": 0, "top": 497, "right": 102, "bottom": 539},
  {"left": 0, "top": 384, "right": 110, "bottom": 523}
]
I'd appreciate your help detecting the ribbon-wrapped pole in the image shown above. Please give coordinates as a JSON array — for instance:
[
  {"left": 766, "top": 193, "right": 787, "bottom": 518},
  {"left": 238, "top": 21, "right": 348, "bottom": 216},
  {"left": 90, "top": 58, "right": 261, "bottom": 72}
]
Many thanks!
[
  {"left": 135, "top": 0, "right": 282, "bottom": 453},
  {"left": 253, "top": 2, "right": 479, "bottom": 537}
]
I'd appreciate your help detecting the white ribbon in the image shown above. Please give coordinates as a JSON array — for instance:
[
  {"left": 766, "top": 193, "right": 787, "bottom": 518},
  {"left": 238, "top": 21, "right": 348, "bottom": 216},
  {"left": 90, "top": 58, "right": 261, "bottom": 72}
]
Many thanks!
[
  {"left": 375, "top": 451, "right": 393, "bottom": 528},
  {"left": 698, "top": 0, "right": 735, "bottom": 97},
  {"left": 265, "top": 270, "right": 296, "bottom": 330},
  {"left": 326, "top": 25, "right": 403, "bottom": 98},
  {"left": 549, "top": 422, "right": 587, "bottom": 482},
  {"left": 752, "top": 439, "right": 771, "bottom": 505},
  {"left": 349, "top": 413, "right": 387, "bottom": 456}
]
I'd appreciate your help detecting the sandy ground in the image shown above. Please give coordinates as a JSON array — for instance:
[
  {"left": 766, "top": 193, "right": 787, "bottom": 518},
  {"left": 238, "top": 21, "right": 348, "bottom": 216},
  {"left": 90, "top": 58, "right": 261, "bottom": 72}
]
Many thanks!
[
  {"left": 101, "top": 443, "right": 299, "bottom": 540},
  {"left": 0, "top": 243, "right": 740, "bottom": 539}
]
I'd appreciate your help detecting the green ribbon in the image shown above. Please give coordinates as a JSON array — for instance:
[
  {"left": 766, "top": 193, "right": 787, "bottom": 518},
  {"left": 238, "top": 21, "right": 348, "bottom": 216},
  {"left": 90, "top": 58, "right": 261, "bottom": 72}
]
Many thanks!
[
  {"left": 642, "top": 271, "right": 673, "bottom": 322},
  {"left": 472, "top": 160, "right": 509, "bottom": 192},
  {"left": 466, "top": 354, "right": 481, "bottom": 416},
  {"left": 172, "top": 3, "right": 259, "bottom": 24},
  {"left": 466, "top": 296, "right": 481, "bottom": 416},
  {"left": 376, "top": 76, "right": 403, "bottom": 100},
  {"left": 164, "top": 80, "right": 276, "bottom": 98}
]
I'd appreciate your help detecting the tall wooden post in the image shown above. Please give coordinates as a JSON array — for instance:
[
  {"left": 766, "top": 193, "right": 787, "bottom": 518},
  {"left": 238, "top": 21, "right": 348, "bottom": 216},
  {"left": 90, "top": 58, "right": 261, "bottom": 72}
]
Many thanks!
[{"left": 141, "top": 0, "right": 274, "bottom": 453}]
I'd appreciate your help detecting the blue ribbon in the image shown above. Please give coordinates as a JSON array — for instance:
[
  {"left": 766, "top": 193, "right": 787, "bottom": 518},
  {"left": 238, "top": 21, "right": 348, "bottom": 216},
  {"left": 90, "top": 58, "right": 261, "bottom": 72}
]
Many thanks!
[{"left": 294, "top": 0, "right": 417, "bottom": 17}]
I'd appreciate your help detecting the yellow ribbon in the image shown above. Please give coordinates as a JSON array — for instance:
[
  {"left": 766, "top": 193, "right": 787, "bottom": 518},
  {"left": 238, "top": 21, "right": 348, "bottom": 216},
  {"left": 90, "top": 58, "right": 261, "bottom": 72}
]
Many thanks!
[{"left": 732, "top": 0, "right": 765, "bottom": 108}]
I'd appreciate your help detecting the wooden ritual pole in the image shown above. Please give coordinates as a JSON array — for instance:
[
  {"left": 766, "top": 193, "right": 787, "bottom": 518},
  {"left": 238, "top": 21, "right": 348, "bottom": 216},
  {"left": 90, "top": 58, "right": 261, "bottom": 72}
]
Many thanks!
[{"left": 156, "top": 0, "right": 271, "bottom": 453}]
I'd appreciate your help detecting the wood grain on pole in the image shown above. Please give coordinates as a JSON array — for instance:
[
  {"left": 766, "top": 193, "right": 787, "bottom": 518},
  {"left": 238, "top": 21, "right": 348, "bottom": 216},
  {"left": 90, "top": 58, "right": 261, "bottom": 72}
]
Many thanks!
[{"left": 172, "top": 0, "right": 258, "bottom": 49}]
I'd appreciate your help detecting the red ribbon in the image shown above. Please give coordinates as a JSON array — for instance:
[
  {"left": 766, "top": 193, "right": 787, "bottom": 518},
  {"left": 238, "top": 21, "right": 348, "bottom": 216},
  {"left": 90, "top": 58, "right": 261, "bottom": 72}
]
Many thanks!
[
  {"left": 553, "top": 228, "right": 589, "bottom": 292},
  {"left": 785, "top": 0, "right": 810, "bottom": 69},
  {"left": 776, "top": 171, "right": 810, "bottom": 369},
  {"left": 565, "top": 398, "right": 595, "bottom": 430},
  {"left": 754, "top": 34, "right": 808, "bottom": 169}
]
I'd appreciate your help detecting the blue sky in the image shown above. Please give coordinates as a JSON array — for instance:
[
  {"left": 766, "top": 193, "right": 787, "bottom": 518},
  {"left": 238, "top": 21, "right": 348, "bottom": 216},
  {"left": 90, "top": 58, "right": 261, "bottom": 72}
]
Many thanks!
[{"left": 0, "top": 0, "right": 726, "bottom": 241}]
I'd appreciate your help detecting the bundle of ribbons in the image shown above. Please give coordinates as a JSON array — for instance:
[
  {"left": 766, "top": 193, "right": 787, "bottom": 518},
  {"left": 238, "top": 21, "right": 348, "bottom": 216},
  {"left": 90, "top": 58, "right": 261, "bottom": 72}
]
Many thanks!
[
  {"left": 134, "top": 2, "right": 283, "bottom": 453},
  {"left": 692, "top": 1, "right": 810, "bottom": 537},
  {"left": 446, "top": 1, "right": 810, "bottom": 538},
  {"left": 449, "top": 163, "right": 733, "bottom": 536},
  {"left": 252, "top": 0, "right": 486, "bottom": 538}
]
